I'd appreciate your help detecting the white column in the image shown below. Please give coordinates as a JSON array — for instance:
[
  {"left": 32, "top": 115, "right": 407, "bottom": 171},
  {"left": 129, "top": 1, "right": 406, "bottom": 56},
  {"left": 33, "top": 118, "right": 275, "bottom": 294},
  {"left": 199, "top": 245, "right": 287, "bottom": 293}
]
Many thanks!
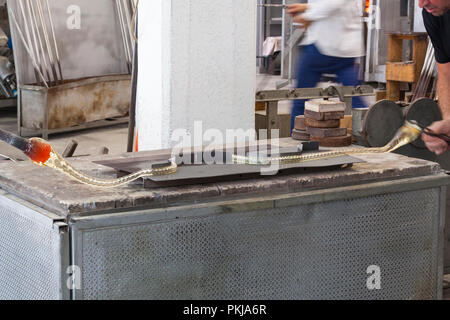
[{"left": 137, "top": 0, "right": 257, "bottom": 151}]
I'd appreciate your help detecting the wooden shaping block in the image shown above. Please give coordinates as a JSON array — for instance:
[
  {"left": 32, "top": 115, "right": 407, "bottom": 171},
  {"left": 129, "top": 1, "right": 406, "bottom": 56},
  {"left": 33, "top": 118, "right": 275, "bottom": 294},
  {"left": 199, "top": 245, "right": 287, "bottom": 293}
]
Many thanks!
[
  {"left": 304, "top": 110, "right": 345, "bottom": 121},
  {"left": 363, "top": 100, "right": 404, "bottom": 147},
  {"left": 311, "top": 134, "right": 353, "bottom": 147},
  {"left": 305, "top": 100, "right": 346, "bottom": 113},
  {"left": 405, "top": 98, "right": 442, "bottom": 149},
  {"left": 306, "top": 127, "right": 347, "bottom": 138},
  {"left": 292, "top": 129, "right": 310, "bottom": 141},
  {"left": 340, "top": 115, "right": 353, "bottom": 134},
  {"left": 295, "top": 116, "right": 306, "bottom": 131},
  {"left": 255, "top": 101, "right": 266, "bottom": 111},
  {"left": 305, "top": 118, "right": 340, "bottom": 128}
]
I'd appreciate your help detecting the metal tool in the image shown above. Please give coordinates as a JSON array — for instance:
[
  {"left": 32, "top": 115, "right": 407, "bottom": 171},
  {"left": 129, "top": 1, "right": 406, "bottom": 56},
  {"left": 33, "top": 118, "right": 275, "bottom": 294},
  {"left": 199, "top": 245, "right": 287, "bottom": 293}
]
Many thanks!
[
  {"left": 18, "top": 0, "right": 40, "bottom": 84},
  {"left": 9, "top": 8, "right": 49, "bottom": 88},
  {"left": 422, "top": 128, "right": 450, "bottom": 144},
  {"left": 0, "top": 128, "right": 31, "bottom": 154},
  {"left": 36, "top": 0, "right": 59, "bottom": 85},
  {"left": 0, "top": 56, "right": 17, "bottom": 97},
  {"left": 116, "top": 0, "right": 132, "bottom": 73},
  {"left": 258, "top": 4, "right": 288, "bottom": 8},
  {"left": 29, "top": 0, "right": 52, "bottom": 84},
  {"left": 45, "top": 0, "right": 63, "bottom": 84},
  {"left": 409, "top": 120, "right": 450, "bottom": 145},
  {"left": 25, "top": 0, "right": 43, "bottom": 78}
]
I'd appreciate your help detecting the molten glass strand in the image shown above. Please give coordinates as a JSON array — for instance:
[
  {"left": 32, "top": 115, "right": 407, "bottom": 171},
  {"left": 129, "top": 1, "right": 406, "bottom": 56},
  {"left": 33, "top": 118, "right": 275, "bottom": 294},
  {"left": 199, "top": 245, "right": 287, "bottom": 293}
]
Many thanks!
[
  {"left": 27, "top": 138, "right": 178, "bottom": 188},
  {"left": 2, "top": 121, "right": 421, "bottom": 188},
  {"left": 233, "top": 121, "right": 423, "bottom": 165}
]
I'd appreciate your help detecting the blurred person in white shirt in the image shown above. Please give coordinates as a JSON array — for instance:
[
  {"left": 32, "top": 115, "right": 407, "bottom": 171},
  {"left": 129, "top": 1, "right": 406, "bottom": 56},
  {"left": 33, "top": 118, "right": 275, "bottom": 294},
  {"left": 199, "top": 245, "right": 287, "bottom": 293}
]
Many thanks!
[{"left": 287, "top": 0, "right": 366, "bottom": 131}]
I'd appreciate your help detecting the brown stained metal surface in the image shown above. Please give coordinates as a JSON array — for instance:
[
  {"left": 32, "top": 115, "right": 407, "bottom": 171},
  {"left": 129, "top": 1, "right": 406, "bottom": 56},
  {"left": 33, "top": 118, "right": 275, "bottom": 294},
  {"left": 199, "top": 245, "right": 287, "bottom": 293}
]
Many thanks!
[
  {"left": 21, "top": 75, "right": 131, "bottom": 130},
  {"left": 0, "top": 138, "right": 444, "bottom": 216}
]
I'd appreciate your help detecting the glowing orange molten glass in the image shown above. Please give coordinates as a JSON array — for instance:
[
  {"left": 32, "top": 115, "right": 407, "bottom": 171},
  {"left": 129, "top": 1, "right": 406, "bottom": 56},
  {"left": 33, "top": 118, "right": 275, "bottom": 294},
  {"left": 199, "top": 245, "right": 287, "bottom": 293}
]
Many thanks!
[{"left": 25, "top": 138, "right": 52, "bottom": 164}]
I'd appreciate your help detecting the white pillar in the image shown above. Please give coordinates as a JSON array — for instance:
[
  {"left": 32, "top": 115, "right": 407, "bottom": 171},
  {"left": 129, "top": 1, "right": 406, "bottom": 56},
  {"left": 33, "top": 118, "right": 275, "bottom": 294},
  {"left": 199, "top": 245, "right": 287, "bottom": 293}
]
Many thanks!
[{"left": 137, "top": 0, "right": 257, "bottom": 151}]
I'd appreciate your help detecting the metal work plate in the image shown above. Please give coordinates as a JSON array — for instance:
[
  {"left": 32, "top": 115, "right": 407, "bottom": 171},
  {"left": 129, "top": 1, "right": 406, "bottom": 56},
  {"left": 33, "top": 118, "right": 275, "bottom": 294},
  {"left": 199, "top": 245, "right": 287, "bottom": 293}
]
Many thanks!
[
  {"left": 405, "top": 98, "right": 442, "bottom": 149},
  {"left": 363, "top": 100, "right": 404, "bottom": 147},
  {"left": 95, "top": 148, "right": 364, "bottom": 188}
]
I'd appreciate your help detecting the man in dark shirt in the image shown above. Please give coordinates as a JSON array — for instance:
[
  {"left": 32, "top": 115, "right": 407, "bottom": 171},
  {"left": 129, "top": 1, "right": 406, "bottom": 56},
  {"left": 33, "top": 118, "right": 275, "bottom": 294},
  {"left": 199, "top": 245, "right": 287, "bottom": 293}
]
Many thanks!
[{"left": 419, "top": 0, "right": 450, "bottom": 154}]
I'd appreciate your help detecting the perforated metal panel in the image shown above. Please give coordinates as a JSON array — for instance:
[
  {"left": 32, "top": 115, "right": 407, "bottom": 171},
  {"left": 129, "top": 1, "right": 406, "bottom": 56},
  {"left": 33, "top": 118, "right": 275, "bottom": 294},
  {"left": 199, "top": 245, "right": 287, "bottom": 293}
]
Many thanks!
[
  {"left": 73, "top": 188, "right": 442, "bottom": 300},
  {"left": 0, "top": 193, "right": 68, "bottom": 300}
]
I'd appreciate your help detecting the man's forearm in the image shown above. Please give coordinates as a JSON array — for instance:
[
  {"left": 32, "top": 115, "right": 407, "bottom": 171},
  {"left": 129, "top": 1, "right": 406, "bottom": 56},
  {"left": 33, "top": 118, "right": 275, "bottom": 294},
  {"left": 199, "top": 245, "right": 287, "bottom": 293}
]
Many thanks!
[{"left": 437, "top": 63, "right": 450, "bottom": 119}]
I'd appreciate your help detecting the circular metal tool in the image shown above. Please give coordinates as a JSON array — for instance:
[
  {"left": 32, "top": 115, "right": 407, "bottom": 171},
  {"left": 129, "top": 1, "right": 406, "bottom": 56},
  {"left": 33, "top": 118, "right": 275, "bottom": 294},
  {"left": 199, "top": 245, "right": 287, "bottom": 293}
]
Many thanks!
[
  {"left": 405, "top": 98, "right": 442, "bottom": 149},
  {"left": 363, "top": 100, "right": 404, "bottom": 147}
]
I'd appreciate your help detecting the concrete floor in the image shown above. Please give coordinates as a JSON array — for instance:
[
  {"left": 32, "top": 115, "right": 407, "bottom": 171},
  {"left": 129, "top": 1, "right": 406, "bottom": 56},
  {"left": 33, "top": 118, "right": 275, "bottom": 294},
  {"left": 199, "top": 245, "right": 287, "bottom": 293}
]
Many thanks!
[{"left": 0, "top": 74, "right": 449, "bottom": 300}]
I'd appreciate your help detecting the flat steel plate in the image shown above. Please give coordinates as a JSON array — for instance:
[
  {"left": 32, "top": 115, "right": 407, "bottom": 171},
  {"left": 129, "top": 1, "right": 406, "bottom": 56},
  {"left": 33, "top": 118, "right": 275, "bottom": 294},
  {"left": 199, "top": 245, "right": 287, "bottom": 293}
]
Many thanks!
[{"left": 94, "top": 148, "right": 365, "bottom": 188}]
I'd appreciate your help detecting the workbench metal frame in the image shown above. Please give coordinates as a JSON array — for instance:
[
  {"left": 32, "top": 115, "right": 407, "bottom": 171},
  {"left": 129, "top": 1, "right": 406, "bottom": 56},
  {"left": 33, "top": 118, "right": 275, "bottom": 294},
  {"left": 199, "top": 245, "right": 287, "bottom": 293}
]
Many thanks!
[
  {"left": 68, "top": 174, "right": 446, "bottom": 300},
  {"left": 0, "top": 168, "right": 447, "bottom": 300},
  {"left": 0, "top": 190, "right": 70, "bottom": 300}
]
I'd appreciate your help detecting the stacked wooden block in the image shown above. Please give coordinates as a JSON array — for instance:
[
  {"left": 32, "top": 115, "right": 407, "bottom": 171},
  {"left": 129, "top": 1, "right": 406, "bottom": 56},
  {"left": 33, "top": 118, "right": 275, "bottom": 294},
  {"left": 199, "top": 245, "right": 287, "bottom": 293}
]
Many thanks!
[{"left": 292, "top": 100, "right": 352, "bottom": 147}]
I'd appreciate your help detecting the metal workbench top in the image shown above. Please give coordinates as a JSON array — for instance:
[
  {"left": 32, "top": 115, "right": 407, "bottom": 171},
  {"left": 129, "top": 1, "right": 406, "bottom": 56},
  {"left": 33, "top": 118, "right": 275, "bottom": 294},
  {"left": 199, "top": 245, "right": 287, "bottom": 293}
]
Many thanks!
[{"left": 0, "top": 138, "right": 445, "bottom": 217}]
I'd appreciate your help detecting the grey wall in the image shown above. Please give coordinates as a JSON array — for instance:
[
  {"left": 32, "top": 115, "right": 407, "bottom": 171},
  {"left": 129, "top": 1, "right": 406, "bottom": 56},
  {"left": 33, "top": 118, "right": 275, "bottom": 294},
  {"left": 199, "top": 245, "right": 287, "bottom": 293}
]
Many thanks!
[{"left": 7, "top": 0, "right": 129, "bottom": 86}]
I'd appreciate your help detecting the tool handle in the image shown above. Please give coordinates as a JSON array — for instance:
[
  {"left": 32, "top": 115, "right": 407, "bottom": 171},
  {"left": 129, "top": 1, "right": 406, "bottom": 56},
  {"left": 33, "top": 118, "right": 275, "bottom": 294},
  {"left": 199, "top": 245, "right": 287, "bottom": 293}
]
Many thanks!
[{"left": 423, "top": 128, "right": 450, "bottom": 145}]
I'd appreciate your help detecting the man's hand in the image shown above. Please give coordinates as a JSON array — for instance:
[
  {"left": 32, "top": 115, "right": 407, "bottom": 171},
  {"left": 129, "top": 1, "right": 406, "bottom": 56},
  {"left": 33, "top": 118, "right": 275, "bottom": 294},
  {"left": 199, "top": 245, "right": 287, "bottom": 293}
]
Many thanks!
[
  {"left": 293, "top": 14, "right": 312, "bottom": 29},
  {"left": 286, "top": 4, "right": 308, "bottom": 16},
  {"left": 422, "top": 119, "right": 450, "bottom": 155}
]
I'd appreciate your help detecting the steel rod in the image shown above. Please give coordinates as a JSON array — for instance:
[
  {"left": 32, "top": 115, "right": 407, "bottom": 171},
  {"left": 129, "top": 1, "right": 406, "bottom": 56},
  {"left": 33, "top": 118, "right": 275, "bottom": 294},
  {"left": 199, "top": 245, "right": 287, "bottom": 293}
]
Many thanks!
[
  {"left": 116, "top": 0, "right": 132, "bottom": 72},
  {"left": 121, "top": 0, "right": 133, "bottom": 59},
  {"left": 9, "top": 9, "right": 49, "bottom": 88},
  {"left": 127, "top": 12, "right": 138, "bottom": 153},
  {"left": 122, "top": 0, "right": 134, "bottom": 47},
  {"left": 30, "top": 0, "right": 52, "bottom": 83},
  {"left": 118, "top": 0, "right": 132, "bottom": 69},
  {"left": 18, "top": 0, "right": 40, "bottom": 84},
  {"left": 45, "top": 0, "right": 63, "bottom": 83},
  {"left": 26, "top": 0, "right": 43, "bottom": 78},
  {"left": 36, "top": 0, "right": 59, "bottom": 84}
]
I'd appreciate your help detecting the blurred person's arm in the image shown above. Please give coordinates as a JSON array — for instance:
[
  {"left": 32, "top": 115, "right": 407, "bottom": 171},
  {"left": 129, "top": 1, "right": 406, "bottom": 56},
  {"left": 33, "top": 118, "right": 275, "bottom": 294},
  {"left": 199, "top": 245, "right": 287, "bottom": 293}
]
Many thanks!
[
  {"left": 287, "top": 0, "right": 347, "bottom": 29},
  {"left": 301, "top": 0, "right": 346, "bottom": 21},
  {"left": 286, "top": 4, "right": 308, "bottom": 16}
]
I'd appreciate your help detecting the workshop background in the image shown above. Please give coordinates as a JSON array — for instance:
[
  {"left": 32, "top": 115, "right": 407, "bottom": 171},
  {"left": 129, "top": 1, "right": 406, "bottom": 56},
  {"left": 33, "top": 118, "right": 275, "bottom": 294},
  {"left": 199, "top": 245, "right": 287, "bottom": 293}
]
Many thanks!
[{"left": 0, "top": 0, "right": 449, "bottom": 300}]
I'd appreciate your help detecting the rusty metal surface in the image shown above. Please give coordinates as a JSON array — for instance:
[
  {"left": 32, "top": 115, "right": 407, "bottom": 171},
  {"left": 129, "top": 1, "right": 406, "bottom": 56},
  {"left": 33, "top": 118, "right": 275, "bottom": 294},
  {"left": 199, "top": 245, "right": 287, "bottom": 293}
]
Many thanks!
[
  {"left": 0, "top": 138, "right": 444, "bottom": 217},
  {"left": 20, "top": 75, "right": 131, "bottom": 130}
]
